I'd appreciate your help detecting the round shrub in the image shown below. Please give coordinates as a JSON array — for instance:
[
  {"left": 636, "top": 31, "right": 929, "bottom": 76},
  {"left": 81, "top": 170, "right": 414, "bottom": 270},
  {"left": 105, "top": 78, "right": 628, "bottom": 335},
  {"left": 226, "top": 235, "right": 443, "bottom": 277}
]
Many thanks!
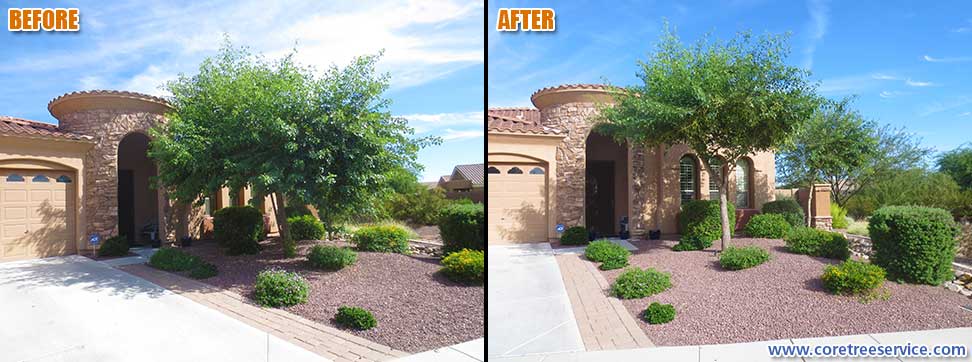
[
  {"left": 560, "top": 226, "right": 589, "bottom": 246},
  {"left": 188, "top": 261, "right": 218, "bottom": 279},
  {"left": 678, "top": 200, "right": 735, "bottom": 245},
  {"left": 288, "top": 215, "right": 326, "bottom": 241},
  {"left": 585, "top": 240, "right": 630, "bottom": 270},
  {"left": 254, "top": 269, "right": 309, "bottom": 307},
  {"left": 213, "top": 206, "right": 264, "bottom": 255},
  {"left": 761, "top": 199, "right": 805, "bottom": 227},
  {"left": 719, "top": 246, "right": 771, "bottom": 270},
  {"left": 307, "top": 245, "right": 357, "bottom": 270},
  {"left": 438, "top": 203, "right": 485, "bottom": 253},
  {"left": 822, "top": 260, "right": 886, "bottom": 295},
  {"left": 831, "top": 204, "right": 849, "bottom": 229},
  {"left": 352, "top": 224, "right": 411, "bottom": 253},
  {"left": 99, "top": 235, "right": 130, "bottom": 257},
  {"left": 672, "top": 234, "right": 711, "bottom": 251},
  {"left": 869, "top": 206, "right": 960, "bottom": 285},
  {"left": 641, "top": 302, "right": 676, "bottom": 325},
  {"left": 784, "top": 227, "right": 850, "bottom": 260},
  {"left": 745, "top": 214, "right": 792, "bottom": 238},
  {"left": 611, "top": 267, "right": 672, "bottom": 299},
  {"left": 440, "top": 249, "right": 484, "bottom": 284},
  {"left": 335, "top": 306, "right": 377, "bottom": 330},
  {"left": 149, "top": 248, "right": 200, "bottom": 272}
]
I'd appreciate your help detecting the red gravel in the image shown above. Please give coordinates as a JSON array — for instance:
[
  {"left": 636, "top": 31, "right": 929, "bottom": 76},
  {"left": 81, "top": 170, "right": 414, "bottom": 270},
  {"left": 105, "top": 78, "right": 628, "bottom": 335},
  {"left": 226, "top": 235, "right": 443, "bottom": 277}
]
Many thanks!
[
  {"left": 179, "top": 238, "right": 483, "bottom": 353},
  {"left": 601, "top": 237, "right": 972, "bottom": 346}
]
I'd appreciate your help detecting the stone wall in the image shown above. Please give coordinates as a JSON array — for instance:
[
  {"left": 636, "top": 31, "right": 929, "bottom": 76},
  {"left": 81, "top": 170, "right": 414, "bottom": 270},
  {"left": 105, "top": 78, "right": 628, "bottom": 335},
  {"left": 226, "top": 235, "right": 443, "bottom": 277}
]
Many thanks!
[{"left": 540, "top": 101, "right": 604, "bottom": 230}]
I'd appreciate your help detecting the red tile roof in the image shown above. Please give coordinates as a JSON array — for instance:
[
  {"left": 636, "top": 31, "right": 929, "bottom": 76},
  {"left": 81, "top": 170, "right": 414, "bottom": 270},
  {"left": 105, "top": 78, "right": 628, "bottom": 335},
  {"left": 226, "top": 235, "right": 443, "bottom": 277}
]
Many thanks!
[
  {"left": 530, "top": 83, "right": 612, "bottom": 99},
  {"left": 0, "top": 116, "right": 92, "bottom": 141},
  {"left": 486, "top": 107, "right": 540, "bottom": 124},
  {"left": 487, "top": 112, "right": 560, "bottom": 135},
  {"left": 48, "top": 89, "right": 170, "bottom": 110}
]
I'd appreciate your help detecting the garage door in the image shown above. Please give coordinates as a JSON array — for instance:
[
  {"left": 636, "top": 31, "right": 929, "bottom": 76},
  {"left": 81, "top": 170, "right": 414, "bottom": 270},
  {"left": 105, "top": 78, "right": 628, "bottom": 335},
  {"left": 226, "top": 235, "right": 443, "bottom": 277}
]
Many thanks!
[
  {"left": 487, "top": 164, "right": 548, "bottom": 244},
  {"left": 0, "top": 170, "right": 76, "bottom": 261}
]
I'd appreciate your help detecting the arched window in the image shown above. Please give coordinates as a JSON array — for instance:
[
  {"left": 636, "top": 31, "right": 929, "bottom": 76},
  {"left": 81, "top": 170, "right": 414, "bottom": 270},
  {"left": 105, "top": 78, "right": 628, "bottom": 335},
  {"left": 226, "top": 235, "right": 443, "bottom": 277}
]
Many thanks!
[
  {"left": 507, "top": 167, "right": 523, "bottom": 174},
  {"left": 708, "top": 158, "right": 723, "bottom": 200},
  {"left": 679, "top": 156, "right": 697, "bottom": 205},
  {"left": 529, "top": 167, "right": 544, "bottom": 175},
  {"left": 32, "top": 175, "right": 50, "bottom": 182},
  {"left": 486, "top": 166, "right": 500, "bottom": 174},
  {"left": 735, "top": 159, "right": 752, "bottom": 208},
  {"left": 5, "top": 174, "right": 24, "bottom": 182},
  {"left": 56, "top": 175, "right": 73, "bottom": 183}
]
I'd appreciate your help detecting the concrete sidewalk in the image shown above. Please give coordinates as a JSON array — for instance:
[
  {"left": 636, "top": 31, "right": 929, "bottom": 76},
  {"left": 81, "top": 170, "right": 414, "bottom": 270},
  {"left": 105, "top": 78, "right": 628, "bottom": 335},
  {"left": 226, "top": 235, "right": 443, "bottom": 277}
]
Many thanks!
[
  {"left": 490, "top": 327, "right": 972, "bottom": 362},
  {"left": 393, "top": 339, "right": 483, "bottom": 361}
]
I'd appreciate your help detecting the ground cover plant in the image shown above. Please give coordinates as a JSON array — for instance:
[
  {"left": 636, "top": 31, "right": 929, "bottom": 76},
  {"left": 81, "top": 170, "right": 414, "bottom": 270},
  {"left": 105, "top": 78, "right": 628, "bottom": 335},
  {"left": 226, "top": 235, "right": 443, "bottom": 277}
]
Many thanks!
[
  {"left": 307, "top": 245, "right": 357, "bottom": 270},
  {"left": 440, "top": 249, "right": 484, "bottom": 284},
  {"left": 719, "top": 246, "right": 771, "bottom": 270},
  {"left": 611, "top": 267, "right": 672, "bottom": 299},
  {"left": 254, "top": 268, "right": 309, "bottom": 307},
  {"left": 585, "top": 240, "right": 630, "bottom": 270},
  {"left": 642, "top": 302, "right": 676, "bottom": 325},
  {"left": 335, "top": 306, "right": 377, "bottom": 330},
  {"left": 352, "top": 224, "right": 411, "bottom": 253},
  {"left": 821, "top": 260, "right": 886, "bottom": 299}
]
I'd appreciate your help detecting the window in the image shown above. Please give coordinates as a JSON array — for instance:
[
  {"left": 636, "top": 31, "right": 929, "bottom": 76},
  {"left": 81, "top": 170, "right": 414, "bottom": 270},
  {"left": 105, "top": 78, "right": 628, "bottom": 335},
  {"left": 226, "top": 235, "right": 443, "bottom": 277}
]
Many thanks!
[
  {"left": 679, "top": 156, "right": 697, "bottom": 205},
  {"left": 708, "top": 158, "right": 723, "bottom": 200},
  {"left": 735, "top": 159, "right": 751, "bottom": 208},
  {"left": 508, "top": 167, "right": 523, "bottom": 174},
  {"left": 32, "top": 175, "right": 50, "bottom": 182},
  {"left": 56, "top": 175, "right": 72, "bottom": 183},
  {"left": 5, "top": 174, "right": 24, "bottom": 182},
  {"left": 487, "top": 166, "right": 500, "bottom": 174},
  {"left": 529, "top": 167, "right": 544, "bottom": 175},
  {"left": 203, "top": 197, "right": 213, "bottom": 216}
]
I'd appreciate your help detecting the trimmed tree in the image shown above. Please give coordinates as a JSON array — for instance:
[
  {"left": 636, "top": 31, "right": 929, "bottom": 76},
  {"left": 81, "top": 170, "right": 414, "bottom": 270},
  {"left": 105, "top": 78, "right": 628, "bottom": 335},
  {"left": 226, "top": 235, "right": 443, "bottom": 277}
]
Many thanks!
[{"left": 601, "top": 27, "right": 817, "bottom": 250}]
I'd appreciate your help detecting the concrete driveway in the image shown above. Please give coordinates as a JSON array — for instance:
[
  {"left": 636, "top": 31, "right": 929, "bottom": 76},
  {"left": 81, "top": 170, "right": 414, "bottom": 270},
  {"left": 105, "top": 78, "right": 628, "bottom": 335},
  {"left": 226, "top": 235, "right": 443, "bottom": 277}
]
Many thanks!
[{"left": 0, "top": 255, "right": 326, "bottom": 362}]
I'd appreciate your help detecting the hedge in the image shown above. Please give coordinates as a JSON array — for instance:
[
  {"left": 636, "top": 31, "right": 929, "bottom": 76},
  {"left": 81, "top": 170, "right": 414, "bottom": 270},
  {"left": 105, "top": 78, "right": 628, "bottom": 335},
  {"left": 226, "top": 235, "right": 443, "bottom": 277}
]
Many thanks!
[
  {"left": 352, "top": 224, "right": 411, "bottom": 253},
  {"left": 745, "top": 213, "right": 792, "bottom": 238},
  {"left": 288, "top": 214, "right": 326, "bottom": 241},
  {"left": 784, "top": 227, "right": 850, "bottom": 260},
  {"left": 438, "top": 203, "right": 484, "bottom": 253},
  {"left": 678, "top": 200, "right": 735, "bottom": 247},
  {"left": 761, "top": 199, "right": 805, "bottom": 227},
  {"left": 213, "top": 206, "right": 264, "bottom": 255},
  {"left": 869, "top": 206, "right": 960, "bottom": 285}
]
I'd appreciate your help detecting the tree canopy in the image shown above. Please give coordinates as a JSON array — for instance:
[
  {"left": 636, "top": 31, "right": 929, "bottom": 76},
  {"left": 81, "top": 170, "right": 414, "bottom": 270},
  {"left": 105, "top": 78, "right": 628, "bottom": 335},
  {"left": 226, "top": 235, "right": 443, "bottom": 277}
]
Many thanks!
[{"left": 938, "top": 145, "right": 972, "bottom": 191}]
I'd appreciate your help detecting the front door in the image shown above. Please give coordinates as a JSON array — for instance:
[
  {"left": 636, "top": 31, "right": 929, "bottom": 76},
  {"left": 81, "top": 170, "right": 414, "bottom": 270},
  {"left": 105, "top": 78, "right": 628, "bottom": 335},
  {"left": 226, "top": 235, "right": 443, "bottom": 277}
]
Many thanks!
[
  {"left": 118, "top": 169, "right": 135, "bottom": 244},
  {"left": 586, "top": 161, "right": 615, "bottom": 237}
]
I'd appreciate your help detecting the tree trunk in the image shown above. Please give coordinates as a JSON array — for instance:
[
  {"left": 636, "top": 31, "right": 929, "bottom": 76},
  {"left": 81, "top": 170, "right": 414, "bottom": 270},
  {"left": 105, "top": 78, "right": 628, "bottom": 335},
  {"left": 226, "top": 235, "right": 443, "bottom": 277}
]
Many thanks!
[
  {"left": 271, "top": 192, "right": 290, "bottom": 242},
  {"left": 718, "top": 175, "right": 732, "bottom": 251},
  {"left": 805, "top": 185, "right": 814, "bottom": 228}
]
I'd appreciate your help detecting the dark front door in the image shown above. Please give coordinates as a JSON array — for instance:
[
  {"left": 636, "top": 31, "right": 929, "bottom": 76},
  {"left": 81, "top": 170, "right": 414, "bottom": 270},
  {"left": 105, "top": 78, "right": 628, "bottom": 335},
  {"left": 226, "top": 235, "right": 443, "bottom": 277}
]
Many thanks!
[
  {"left": 586, "top": 161, "right": 615, "bottom": 237},
  {"left": 118, "top": 169, "right": 135, "bottom": 244}
]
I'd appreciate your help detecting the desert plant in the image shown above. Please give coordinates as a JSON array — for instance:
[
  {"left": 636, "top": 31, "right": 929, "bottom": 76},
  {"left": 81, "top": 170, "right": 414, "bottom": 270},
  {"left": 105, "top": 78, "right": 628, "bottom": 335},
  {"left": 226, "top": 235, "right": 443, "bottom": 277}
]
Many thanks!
[
  {"left": 351, "top": 224, "right": 411, "bottom": 253},
  {"left": 335, "top": 306, "right": 377, "bottom": 330},
  {"left": 869, "top": 206, "right": 960, "bottom": 285},
  {"left": 307, "top": 245, "right": 357, "bottom": 270},
  {"left": 611, "top": 267, "right": 672, "bottom": 299},
  {"left": 440, "top": 249, "right": 484, "bottom": 284},
  {"left": 641, "top": 302, "right": 676, "bottom": 324},
  {"left": 149, "top": 248, "right": 200, "bottom": 272},
  {"left": 784, "top": 227, "right": 850, "bottom": 260},
  {"left": 98, "top": 235, "right": 130, "bottom": 257},
  {"left": 831, "top": 204, "right": 849, "bottom": 229},
  {"left": 821, "top": 260, "right": 886, "bottom": 296},
  {"left": 388, "top": 186, "right": 450, "bottom": 225},
  {"left": 672, "top": 234, "right": 711, "bottom": 251},
  {"left": 719, "top": 246, "right": 771, "bottom": 270},
  {"left": 761, "top": 199, "right": 805, "bottom": 227},
  {"left": 253, "top": 269, "right": 309, "bottom": 307},
  {"left": 584, "top": 240, "right": 630, "bottom": 270},
  {"left": 560, "top": 226, "right": 589, "bottom": 246},
  {"left": 744, "top": 214, "right": 792, "bottom": 238},
  {"left": 846, "top": 219, "right": 869, "bottom": 236},
  {"left": 678, "top": 200, "right": 735, "bottom": 246},
  {"left": 438, "top": 203, "right": 485, "bottom": 253},
  {"left": 288, "top": 214, "right": 326, "bottom": 241},
  {"left": 213, "top": 206, "right": 264, "bottom": 255}
]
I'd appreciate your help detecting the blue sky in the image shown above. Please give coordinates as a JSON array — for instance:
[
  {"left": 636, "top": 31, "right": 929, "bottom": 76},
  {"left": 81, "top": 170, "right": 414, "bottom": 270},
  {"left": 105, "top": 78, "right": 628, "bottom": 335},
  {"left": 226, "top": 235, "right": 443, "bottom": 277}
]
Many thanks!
[
  {"left": 0, "top": 0, "right": 483, "bottom": 181},
  {"left": 489, "top": 0, "right": 972, "bottom": 157}
]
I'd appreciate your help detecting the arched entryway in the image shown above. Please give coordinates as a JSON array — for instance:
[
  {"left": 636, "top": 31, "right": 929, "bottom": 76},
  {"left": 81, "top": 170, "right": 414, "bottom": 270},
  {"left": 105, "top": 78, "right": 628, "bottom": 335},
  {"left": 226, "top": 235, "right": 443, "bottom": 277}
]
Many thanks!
[
  {"left": 585, "top": 128, "right": 629, "bottom": 237},
  {"left": 117, "top": 132, "right": 159, "bottom": 245}
]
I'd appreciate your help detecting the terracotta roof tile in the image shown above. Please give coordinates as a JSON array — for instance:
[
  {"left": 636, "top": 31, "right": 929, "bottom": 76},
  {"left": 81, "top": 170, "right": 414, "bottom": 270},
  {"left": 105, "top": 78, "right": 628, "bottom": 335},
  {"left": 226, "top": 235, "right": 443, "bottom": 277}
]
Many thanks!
[
  {"left": 47, "top": 89, "right": 170, "bottom": 111},
  {"left": 453, "top": 163, "right": 484, "bottom": 186},
  {"left": 530, "top": 83, "right": 612, "bottom": 99},
  {"left": 486, "top": 107, "right": 540, "bottom": 124},
  {"left": 487, "top": 113, "right": 560, "bottom": 135},
  {"left": 0, "top": 116, "right": 92, "bottom": 141}
]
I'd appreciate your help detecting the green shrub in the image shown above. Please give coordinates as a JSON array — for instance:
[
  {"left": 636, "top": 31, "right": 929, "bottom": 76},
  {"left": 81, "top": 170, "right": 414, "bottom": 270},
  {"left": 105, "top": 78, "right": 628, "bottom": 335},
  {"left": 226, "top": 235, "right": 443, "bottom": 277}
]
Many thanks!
[
  {"left": 352, "top": 224, "right": 411, "bottom": 253},
  {"left": 869, "top": 206, "right": 960, "bottom": 285},
  {"left": 761, "top": 199, "right": 805, "bottom": 227},
  {"left": 560, "top": 226, "right": 589, "bottom": 246},
  {"left": 584, "top": 240, "right": 630, "bottom": 270},
  {"left": 213, "top": 206, "right": 264, "bottom": 255},
  {"left": 188, "top": 262, "right": 218, "bottom": 279},
  {"left": 388, "top": 187, "right": 449, "bottom": 225},
  {"left": 678, "top": 200, "right": 735, "bottom": 245},
  {"left": 784, "top": 227, "right": 850, "bottom": 260},
  {"left": 440, "top": 249, "right": 484, "bottom": 284},
  {"left": 307, "top": 245, "right": 357, "bottom": 270},
  {"left": 744, "top": 214, "right": 792, "bottom": 238},
  {"left": 438, "top": 203, "right": 485, "bottom": 253},
  {"left": 641, "top": 302, "right": 676, "bottom": 324},
  {"left": 288, "top": 214, "right": 326, "bottom": 241},
  {"left": 253, "top": 269, "right": 309, "bottom": 307},
  {"left": 831, "top": 204, "right": 849, "bottom": 229},
  {"left": 672, "top": 234, "right": 711, "bottom": 251},
  {"left": 719, "top": 246, "right": 771, "bottom": 270},
  {"left": 846, "top": 220, "right": 869, "bottom": 236},
  {"left": 611, "top": 267, "right": 672, "bottom": 299},
  {"left": 335, "top": 306, "right": 377, "bottom": 330},
  {"left": 822, "top": 260, "right": 886, "bottom": 295},
  {"left": 149, "top": 248, "right": 200, "bottom": 272},
  {"left": 99, "top": 235, "right": 129, "bottom": 257}
]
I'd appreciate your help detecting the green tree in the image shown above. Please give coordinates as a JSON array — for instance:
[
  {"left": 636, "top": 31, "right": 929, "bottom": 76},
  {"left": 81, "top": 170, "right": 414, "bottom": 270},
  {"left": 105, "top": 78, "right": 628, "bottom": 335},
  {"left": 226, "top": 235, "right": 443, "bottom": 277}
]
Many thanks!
[
  {"left": 150, "top": 41, "right": 436, "bottom": 244},
  {"left": 938, "top": 145, "right": 972, "bottom": 191},
  {"left": 827, "top": 125, "right": 932, "bottom": 206},
  {"left": 602, "top": 27, "right": 818, "bottom": 250},
  {"left": 777, "top": 98, "right": 878, "bottom": 225},
  {"left": 845, "top": 169, "right": 966, "bottom": 218}
]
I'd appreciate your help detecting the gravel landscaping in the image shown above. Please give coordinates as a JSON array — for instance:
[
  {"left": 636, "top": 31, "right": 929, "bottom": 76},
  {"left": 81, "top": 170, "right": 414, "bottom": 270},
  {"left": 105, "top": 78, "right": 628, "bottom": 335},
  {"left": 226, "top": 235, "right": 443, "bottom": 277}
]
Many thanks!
[
  {"left": 601, "top": 237, "right": 972, "bottom": 346},
  {"left": 175, "top": 238, "right": 483, "bottom": 353}
]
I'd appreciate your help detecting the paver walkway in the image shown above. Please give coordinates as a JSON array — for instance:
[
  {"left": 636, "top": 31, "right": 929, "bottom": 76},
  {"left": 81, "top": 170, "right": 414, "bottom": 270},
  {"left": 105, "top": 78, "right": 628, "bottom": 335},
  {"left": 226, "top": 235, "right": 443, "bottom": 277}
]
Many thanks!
[
  {"left": 121, "top": 263, "right": 409, "bottom": 362},
  {"left": 556, "top": 253, "right": 653, "bottom": 350}
]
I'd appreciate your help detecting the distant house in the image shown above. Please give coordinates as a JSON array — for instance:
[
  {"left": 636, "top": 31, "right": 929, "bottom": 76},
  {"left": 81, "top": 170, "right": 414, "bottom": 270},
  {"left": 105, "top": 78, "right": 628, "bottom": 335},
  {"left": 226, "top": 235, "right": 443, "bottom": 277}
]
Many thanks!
[{"left": 438, "top": 164, "right": 484, "bottom": 202}]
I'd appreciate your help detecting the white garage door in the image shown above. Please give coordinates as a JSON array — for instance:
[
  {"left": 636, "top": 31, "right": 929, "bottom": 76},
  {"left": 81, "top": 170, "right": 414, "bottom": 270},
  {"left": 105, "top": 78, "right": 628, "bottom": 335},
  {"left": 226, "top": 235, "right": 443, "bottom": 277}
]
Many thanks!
[
  {"left": 487, "top": 164, "right": 548, "bottom": 244},
  {"left": 0, "top": 169, "right": 76, "bottom": 262}
]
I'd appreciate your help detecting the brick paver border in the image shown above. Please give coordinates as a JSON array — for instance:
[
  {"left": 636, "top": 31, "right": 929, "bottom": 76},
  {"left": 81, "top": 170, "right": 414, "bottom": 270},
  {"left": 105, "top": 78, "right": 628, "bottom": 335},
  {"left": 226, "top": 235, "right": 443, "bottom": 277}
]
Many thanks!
[
  {"left": 119, "top": 264, "right": 409, "bottom": 362},
  {"left": 556, "top": 253, "right": 654, "bottom": 350}
]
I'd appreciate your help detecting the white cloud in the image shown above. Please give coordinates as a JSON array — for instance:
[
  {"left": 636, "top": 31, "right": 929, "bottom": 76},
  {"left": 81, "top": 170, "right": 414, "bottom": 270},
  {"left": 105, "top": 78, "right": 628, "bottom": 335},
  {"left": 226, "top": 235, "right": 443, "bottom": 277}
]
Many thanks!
[
  {"left": 870, "top": 73, "right": 899, "bottom": 80},
  {"left": 123, "top": 66, "right": 176, "bottom": 96},
  {"left": 905, "top": 79, "right": 935, "bottom": 87},
  {"left": 802, "top": 0, "right": 829, "bottom": 69},
  {"left": 79, "top": 76, "right": 105, "bottom": 90},
  {"left": 923, "top": 54, "right": 972, "bottom": 63},
  {"left": 400, "top": 111, "right": 483, "bottom": 133},
  {"left": 951, "top": 19, "right": 972, "bottom": 33},
  {"left": 960, "top": 112, "right": 972, "bottom": 117},
  {"left": 441, "top": 128, "right": 484, "bottom": 141},
  {"left": 879, "top": 91, "right": 906, "bottom": 98},
  {"left": 920, "top": 95, "right": 972, "bottom": 116}
]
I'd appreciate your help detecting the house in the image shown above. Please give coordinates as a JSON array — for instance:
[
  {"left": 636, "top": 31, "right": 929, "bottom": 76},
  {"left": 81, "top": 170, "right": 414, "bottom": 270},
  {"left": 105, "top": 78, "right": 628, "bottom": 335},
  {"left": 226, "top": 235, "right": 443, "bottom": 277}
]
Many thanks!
[
  {"left": 438, "top": 163, "right": 484, "bottom": 203},
  {"left": 487, "top": 84, "right": 777, "bottom": 244},
  {"left": 0, "top": 90, "right": 278, "bottom": 262}
]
